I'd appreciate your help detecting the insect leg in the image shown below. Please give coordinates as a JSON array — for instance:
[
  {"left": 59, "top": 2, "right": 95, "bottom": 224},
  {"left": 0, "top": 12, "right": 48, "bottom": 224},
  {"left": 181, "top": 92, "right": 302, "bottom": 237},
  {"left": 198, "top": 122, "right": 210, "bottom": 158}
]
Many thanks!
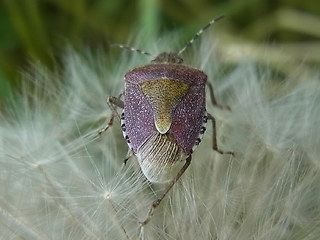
[
  {"left": 207, "top": 113, "right": 234, "bottom": 155},
  {"left": 139, "top": 155, "right": 192, "bottom": 226},
  {"left": 98, "top": 94, "right": 124, "bottom": 135},
  {"left": 123, "top": 149, "right": 134, "bottom": 165},
  {"left": 206, "top": 82, "right": 231, "bottom": 111}
]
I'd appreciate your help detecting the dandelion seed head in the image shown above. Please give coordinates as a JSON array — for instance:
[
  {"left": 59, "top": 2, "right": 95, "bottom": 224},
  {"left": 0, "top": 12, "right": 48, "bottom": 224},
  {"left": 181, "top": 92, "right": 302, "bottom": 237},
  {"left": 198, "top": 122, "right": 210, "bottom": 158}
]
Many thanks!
[
  {"left": 1, "top": 29, "right": 320, "bottom": 239},
  {"left": 103, "top": 191, "right": 112, "bottom": 200}
]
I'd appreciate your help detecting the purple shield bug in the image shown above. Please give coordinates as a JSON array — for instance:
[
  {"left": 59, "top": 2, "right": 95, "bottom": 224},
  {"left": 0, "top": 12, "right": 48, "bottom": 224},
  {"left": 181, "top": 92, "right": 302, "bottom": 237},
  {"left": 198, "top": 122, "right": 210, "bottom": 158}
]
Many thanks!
[{"left": 99, "top": 16, "right": 233, "bottom": 225}]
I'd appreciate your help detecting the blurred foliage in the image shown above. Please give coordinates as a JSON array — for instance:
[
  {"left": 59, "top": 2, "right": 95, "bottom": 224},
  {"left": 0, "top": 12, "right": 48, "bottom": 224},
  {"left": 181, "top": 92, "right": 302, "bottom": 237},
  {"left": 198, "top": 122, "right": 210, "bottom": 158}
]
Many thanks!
[{"left": 0, "top": 0, "right": 319, "bottom": 107}]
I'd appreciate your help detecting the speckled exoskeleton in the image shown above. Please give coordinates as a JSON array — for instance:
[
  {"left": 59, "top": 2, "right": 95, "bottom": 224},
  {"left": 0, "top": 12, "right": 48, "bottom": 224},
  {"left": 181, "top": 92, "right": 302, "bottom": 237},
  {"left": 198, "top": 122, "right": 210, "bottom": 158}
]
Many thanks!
[{"left": 99, "top": 16, "right": 233, "bottom": 226}]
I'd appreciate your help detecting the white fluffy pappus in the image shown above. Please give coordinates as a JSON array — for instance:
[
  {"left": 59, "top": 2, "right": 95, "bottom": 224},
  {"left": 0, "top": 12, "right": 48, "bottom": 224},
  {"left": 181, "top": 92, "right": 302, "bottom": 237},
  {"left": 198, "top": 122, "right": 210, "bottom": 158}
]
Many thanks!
[{"left": 0, "top": 33, "right": 320, "bottom": 240}]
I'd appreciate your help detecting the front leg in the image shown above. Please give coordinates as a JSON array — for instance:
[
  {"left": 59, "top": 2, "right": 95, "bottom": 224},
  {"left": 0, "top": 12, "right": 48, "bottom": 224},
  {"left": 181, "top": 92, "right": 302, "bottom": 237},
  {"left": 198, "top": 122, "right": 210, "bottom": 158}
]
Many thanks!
[
  {"left": 207, "top": 113, "right": 234, "bottom": 155},
  {"left": 98, "top": 95, "right": 124, "bottom": 135},
  {"left": 206, "top": 82, "right": 230, "bottom": 111}
]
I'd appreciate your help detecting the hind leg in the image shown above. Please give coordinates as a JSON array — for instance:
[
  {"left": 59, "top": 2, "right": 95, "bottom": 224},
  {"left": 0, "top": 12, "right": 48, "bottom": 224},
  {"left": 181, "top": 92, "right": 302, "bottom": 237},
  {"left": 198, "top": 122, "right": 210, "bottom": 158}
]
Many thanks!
[{"left": 139, "top": 155, "right": 192, "bottom": 226}]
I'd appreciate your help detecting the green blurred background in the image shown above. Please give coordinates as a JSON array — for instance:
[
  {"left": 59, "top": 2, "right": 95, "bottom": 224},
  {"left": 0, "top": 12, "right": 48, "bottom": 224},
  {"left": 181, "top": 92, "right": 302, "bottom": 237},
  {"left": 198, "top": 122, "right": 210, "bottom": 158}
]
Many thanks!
[{"left": 0, "top": 0, "right": 319, "bottom": 107}]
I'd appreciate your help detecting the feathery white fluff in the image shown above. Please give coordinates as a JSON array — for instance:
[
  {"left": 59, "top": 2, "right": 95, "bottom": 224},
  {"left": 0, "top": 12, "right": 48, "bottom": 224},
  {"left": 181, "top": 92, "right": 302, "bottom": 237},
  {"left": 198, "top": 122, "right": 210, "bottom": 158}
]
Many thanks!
[{"left": 0, "top": 33, "right": 320, "bottom": 239}]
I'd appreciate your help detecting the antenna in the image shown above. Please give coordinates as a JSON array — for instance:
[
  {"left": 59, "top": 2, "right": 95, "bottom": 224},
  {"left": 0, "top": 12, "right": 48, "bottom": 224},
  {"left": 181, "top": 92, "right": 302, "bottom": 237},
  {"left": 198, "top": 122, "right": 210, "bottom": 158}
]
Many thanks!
[
  {"left": 177, "top": 15, "right": 224, "bottom": 56},
  {"left": 111, "top": 44, "right": 155, "bottom": 58}
]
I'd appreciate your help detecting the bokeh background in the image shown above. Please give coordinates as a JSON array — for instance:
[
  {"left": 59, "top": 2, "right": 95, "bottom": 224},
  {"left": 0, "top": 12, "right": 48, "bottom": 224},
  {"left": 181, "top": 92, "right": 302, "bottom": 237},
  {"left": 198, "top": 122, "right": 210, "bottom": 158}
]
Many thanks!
[{"left": 1, "top": 0, "right": 319, "bottom": 108}]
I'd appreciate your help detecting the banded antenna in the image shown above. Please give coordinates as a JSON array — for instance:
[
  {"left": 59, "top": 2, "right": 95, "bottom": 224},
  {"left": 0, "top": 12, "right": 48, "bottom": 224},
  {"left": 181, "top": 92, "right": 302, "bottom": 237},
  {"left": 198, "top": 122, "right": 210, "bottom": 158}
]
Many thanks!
[
  {"left": 111, "top": 44, "right": 155, "bottom": 58},
  {"left": 177, "top": 15, "right": 224, "bottom": 56}
]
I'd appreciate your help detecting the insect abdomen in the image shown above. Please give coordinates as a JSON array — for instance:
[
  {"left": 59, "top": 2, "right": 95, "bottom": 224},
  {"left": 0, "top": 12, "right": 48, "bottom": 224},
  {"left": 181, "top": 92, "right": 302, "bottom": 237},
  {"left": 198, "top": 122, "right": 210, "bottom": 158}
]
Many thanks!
[{"left": 136, "top": 132, "right": 187, "bottom": 183}]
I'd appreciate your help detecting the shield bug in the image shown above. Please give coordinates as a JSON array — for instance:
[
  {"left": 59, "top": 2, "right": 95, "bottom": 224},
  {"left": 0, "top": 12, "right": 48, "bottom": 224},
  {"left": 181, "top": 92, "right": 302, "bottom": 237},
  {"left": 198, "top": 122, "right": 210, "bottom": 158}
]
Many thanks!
[{"left": 99, "top": 16, "right": 233, "bottom": 225}]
